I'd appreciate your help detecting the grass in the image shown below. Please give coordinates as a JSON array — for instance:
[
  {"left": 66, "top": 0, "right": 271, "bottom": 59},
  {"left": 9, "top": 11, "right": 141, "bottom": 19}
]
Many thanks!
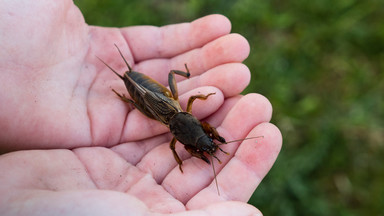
[{"left": 75, "top": 0, "right": 384, "bottom": 215}]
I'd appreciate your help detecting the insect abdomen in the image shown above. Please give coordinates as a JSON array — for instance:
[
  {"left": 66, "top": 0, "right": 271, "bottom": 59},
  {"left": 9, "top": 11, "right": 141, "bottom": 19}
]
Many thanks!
[{"left": 123, "top": 71, "right": 181, "bottom": 124}]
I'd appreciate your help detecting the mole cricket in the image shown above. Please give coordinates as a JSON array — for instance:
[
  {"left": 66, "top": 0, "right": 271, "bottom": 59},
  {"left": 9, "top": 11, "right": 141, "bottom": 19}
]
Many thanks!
[{"left": 98, "top": 44, "right": 262, "bottom": 194}]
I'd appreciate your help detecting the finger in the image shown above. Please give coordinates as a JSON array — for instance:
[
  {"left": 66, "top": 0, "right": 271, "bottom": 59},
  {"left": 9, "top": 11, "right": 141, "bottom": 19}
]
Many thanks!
[
  {"left": 74, "top": 147, "right": 186, "bottom": 213},
  {"left": 0, "top": 149, "right": 184, "bottom": 214},
  {"left": 203, "top": 95, "right": 242, "bottom": 127},
  {"left": 173, "top": 201, "right": 262, "bottom": 216},
  {"left": 0, "top": 150, "right": 95, "bottom": 190},
  {"left": 110, "top": 133, "right": 171, "bottom": 165},
  {"left": 121, "top": 14, "right": 232, "bottom": 61},
  {"left": 186, "top": 123, "right": 282, "bottom": 208},
  {"left": 0, "top": 190, "right": 149, "bottom": 216},
  {"left": 91, "top": 26, "right": 248, "bottom": 86},
  {"left": 174, "top": 63, "right": 250, "bottom": 98},
  {"left": 220, "top": 93, "right": 273, "bottom": 139},
  {"left": 132, "top": 33, "right": 250, "bottom": 86},
  {"left": 201, "top": 93, "right": 273, "bottom": 172},
  {"left": 90, "top": 27, "right": 136, "bottom": 70},
  {"left": 200, "top": 201, "right": 262, "bottom": 216}
]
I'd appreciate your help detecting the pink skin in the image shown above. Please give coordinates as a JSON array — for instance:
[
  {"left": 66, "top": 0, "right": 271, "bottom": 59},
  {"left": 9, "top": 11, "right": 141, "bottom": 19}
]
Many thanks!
[{"left": 0, "top": 1, "right": 282, "bottom": 215}]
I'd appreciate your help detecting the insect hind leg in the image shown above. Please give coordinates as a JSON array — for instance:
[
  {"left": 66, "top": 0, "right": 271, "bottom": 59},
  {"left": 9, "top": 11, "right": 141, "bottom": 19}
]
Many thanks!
[
  {"left": 186, "top": 93, "right": 215, "bottom": 113},
  {"left": 112, "top": 89, "right": 151, "bottom": 116},
  {"left": 112, "top": 89, "right": 134, "bottom": 103},
  {"left": 168, "top": 64, "right": 191, "bottom": 100}
]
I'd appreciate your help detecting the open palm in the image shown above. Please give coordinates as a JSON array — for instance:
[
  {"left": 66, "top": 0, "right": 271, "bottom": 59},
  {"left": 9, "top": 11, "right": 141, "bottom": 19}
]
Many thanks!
[{"left": 0, "top": 1, "right": 282, "bottom": 215}]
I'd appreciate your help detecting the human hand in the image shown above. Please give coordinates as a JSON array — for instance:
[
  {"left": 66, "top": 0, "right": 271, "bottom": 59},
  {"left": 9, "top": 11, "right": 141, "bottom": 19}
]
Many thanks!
[{"left": 0, "top": 0, "right": 282, "bottom": 215}]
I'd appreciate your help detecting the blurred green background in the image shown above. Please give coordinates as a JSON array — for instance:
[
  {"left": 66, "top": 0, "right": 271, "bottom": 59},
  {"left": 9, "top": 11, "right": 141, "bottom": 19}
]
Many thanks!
[{"left": 74, "top": 0, "right": 384, "bottom": 215}]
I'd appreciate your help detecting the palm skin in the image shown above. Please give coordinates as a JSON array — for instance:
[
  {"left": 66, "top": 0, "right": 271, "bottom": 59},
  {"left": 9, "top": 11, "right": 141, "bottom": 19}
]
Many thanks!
[{"left": 0, "top": 1, "right": 282, "bottom": 215}]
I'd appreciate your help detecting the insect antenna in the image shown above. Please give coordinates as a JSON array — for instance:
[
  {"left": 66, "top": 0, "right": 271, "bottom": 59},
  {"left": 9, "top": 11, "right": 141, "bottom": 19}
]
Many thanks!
[
  {"left": 218, "top": 136, "right": 265, "bottom": 145},
  {"left": 210, "top": 155, "right": 221, "bottom": 196},
  {"left": 215, "top": 136, "right": 264, "bottom": 155},
  {"left": 210, "top": 136, "right": 264, "bottom": 195},
  {"left": 217, "top": 146, "right": 229, "bottom": 155},
  {"left": 97, "top": 56, "right": 124, "bottom": 80},
  {"left": 114, "top": 44, "right": 132, "bottom": 72}
]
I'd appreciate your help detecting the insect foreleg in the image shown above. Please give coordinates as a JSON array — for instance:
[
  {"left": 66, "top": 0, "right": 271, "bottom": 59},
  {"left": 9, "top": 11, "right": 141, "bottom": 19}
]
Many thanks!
[
  {"left": 168, "top": 64, "right": 190, "bottom": 100},
  {"left": 186, "top": 93, "right": 216, "bottom": 113},
  {"left": 184, "top": 145, "right": 210, "bottom": 164},
  {"left": 170, "top": 137, "right": 184, "bottom": 172},
  {"left": 201, "top": 122, "right": 226, "bottom": 143},
  {"left": 201, "top": 122, "right": 229, "bottom": 155}
]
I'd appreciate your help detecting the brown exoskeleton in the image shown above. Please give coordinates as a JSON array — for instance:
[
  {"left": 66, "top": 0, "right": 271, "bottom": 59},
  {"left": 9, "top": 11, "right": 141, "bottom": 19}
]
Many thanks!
[
  {"left": 98, "top": 45, "right": 229, "bottom": 174},
  {"left": 99, "top": 45, "right": 265, "bottom": 195}
]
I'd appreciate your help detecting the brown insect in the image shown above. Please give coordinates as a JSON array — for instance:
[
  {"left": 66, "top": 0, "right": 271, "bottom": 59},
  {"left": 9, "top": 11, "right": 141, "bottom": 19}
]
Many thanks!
[{"left": 99, "top": 45, "right": 260, "bottom": 194}]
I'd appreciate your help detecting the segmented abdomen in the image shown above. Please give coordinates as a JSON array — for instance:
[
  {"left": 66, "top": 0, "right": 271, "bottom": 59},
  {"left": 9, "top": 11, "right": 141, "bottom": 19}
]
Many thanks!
[{"left": 123, "top": 71, "right": 182, "bottom": 125}]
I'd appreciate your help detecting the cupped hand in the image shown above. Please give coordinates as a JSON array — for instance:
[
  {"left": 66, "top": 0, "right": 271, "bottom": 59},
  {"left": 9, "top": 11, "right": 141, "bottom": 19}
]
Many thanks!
[{"left": 0, "top": 0, "right": 282, "bottom": 215}]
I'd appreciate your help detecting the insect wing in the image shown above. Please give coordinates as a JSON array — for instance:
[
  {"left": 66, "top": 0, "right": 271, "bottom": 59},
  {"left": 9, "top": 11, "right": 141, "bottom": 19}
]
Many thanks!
[
  {"left": 125, "top": 73, "right": 182, "bottom": 124},
  {"left": 142, "top": 90, "right": 182, "bottom": 124}
]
